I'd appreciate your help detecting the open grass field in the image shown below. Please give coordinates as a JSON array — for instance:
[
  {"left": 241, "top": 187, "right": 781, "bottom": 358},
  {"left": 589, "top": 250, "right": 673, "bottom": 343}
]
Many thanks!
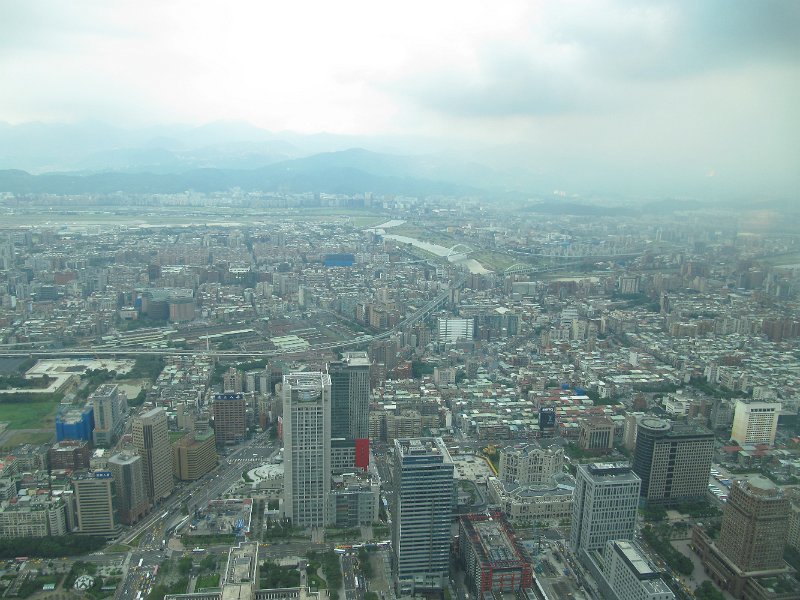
[
  {"left": 758, "top": 252, "right": 800, "bottom": 268},
  {"left": 471, "top": 249, "right": 520, "bottom": 272},
  {"left": 388, "top": 223, "right": 456, "bottom": 247},
  {"left": 0, "top": 398, "right": 61, "bottom": 430},
  {"left": 2, "top": 207, "right": 389, "bottom": 228}
]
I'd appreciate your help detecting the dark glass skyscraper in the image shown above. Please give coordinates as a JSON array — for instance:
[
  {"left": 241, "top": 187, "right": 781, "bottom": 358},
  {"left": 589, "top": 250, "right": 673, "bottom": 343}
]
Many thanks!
[
  {"left": 633, "top": 417, "right": 714, "bottom": 505},
  {"left": 328, "top": 351, "right": 371, "bottom": 440},
  {"left": 392, "top": 438, "right": 454, "bottom": 595}
]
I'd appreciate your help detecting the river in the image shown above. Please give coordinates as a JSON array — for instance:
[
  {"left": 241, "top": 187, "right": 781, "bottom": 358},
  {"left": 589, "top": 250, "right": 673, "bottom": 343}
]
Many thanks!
[{"left": 381, "top": 233, "right": 491, "bottom": 274}]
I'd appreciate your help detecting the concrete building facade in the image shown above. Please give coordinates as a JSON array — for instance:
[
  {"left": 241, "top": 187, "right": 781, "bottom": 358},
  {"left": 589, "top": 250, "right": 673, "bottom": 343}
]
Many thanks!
[
  {"left": 499, "top": 443, "right": 564, "bottom": 486},
  {"left": 91, "top": 383, "right": 126, "bottom": 448},
  {"left": 731, "top": 400, "right": 781, "bottom": 446},
  {"left": 570, "top": 462, "right": 641, "bottom": 554},
  {"left": 328, "top": 351, "right": 371, "bottom": 442},
  {"left": 108, "top": 451, "right": 149, "bottom": 525},
  {"left": 632, "top": 418, "right": 714, "bottom": 505},
  {"left": 457, "top": 511, "right": 533, "bottom": 598},
  {"left": 72, "top": 470, "right": 121, "bottom": 537},
  {"left": 212, "top": 393, "right": 247, "bottom": 445},
  {"left": 602, "top": 540, "right": 674, "bottom": 600}
]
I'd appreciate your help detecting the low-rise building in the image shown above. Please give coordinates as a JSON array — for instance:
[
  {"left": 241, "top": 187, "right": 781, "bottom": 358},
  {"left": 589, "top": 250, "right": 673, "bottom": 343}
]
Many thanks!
[
  {"left": 487, "top": 473, "right": 574, "bottom": 524},
  {"left": 0, "top": 494, "right": 67, "bottom": 537},
  {"left": 47, "top": 439, "right": 92, "bottom": 471},
  {"left": 499, "top": 443, "right": 564, "bottom": 486},
  {"left": 458, "top": 511, "right": 533, "bottom": 599}
]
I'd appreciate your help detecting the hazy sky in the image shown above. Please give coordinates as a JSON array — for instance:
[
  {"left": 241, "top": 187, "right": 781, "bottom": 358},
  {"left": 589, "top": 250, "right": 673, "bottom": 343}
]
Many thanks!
[{"left": 1, "top": 0, "right": 798, "bottom": 197}]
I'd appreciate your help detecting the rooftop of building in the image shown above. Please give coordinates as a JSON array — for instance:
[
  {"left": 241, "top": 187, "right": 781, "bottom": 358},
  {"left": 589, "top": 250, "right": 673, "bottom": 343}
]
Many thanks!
[
  {"left": 492, "top": 473, "right": 576, "bottom": 498},
  {"left": 608, "top": 540, "right": 659, "bottom": 580},
  {"left": 50, "top": 439, "right": 89, "bottom": 451},
  {"left": 57, "top": 403, "right": 93, "bottom": 421},
  {"left": 340, "top": 351, "right": 370, "bottom": 366},
  {"left": 71, "top": 469, "right": 113, "bottom": 482},
  {"left": 284, "top": 371, "right": 328, "bottom": 391},
  {"left": 90, "top": 383, "right": 119, "bottom": 398},
  {"left": 736, "top": 476, "right": 781, "bottom": 496},
  {"left": 395, "top": 437, "right": 453, "bottom": 462},
  {"left": 501, "top": 442, "right": 563, "bottom": 457},
  {"left": 108, "top": 451, "right": 140, "bottom": 465},
  {"left": 223, "top": 541, "right": 258, "bottom": 592},
  {"left": 139, "top": 406, "right": 165, "bottom": 419},
  {"left": 461, "top": 512, "right": 531, "bottom": 567},
  {"left": 175, "top": 429, "right": 216, "bottom": 447},
  {"left": 581, "top": 462, "right": 640, "bottom": 484}
]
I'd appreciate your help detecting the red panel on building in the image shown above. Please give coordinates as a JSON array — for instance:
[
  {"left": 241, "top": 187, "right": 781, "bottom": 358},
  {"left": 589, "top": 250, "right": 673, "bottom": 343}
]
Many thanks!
[{"left": 355, "top": 438, "right": 370, "bottom": 470}]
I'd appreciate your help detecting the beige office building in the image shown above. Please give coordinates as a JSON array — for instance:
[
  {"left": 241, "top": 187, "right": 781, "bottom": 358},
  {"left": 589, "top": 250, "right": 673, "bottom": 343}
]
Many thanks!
[
  {"left": 133, "top": 407, "right": 174, "bottom": 504},
  {"left": 72, "top": 470, "right": 121, "bottom": 537},
  {"left": 731, "top": 400, "right": 781, "bottom": 446},
  {"left": 173, "top": 429, "right": 217, "bottom": 481}
]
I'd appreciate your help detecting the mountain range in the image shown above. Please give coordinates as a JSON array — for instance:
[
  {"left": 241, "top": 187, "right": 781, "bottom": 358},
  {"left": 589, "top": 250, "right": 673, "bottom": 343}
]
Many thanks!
[
  {"left": 0, "top": 121, "right": 795, "bottom": 212},
  {"left": 0, "top": 121, "right": 516, "bottom": 196}
]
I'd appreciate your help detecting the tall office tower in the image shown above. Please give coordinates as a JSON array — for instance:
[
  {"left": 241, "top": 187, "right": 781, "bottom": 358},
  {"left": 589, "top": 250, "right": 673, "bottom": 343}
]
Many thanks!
[
  {"left": 107, "top": 452, "right": 149, "bottom": 525},
  {"left": 718, "top": 478, "right": 789, "bottom": 572},
  {"left": 730, "top": 400, "right": 781, "bottom": 446},
  {"left": 132, "top": 407, "right": 174, "bottom": 505},
  {"left": 212, "top": 393, "right": 247, "bottom": 445},
  {"left": 329, "top": 351, "right": 371, "bottom": 440},
  {"left": 632, "top": 418, "right": 714, "bottom": 505},
  {"left": 570, "top": 462, "right": 641, "bottom": 554},
  {"left": 72, "top": 470, "right": 121, "bottom": 537},
  {"left": 392, "top": 438, "right": 454, "bottom": 595},
  {"left": 91, "top": 383, "right": 126, "bottom": 448},
  {"left": 282, "top": 372, "right": 332, "bottom": 528}
]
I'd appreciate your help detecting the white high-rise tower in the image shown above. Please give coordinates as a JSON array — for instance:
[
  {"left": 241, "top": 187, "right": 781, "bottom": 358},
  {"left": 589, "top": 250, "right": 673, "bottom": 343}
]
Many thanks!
[{"left": 282, "top": 372, "right": 332, "bottom": 527}]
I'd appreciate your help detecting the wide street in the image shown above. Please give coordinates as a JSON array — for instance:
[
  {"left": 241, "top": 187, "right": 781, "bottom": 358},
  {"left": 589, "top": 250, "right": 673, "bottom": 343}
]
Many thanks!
[{"left": 112, "top": 433, "right": 278, "bottom": 599}]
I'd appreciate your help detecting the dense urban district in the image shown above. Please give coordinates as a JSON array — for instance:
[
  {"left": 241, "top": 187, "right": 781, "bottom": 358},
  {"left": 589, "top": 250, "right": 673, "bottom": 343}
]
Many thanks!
[{"left": 0, "top": 192, "right": 799, "bottom": 600}]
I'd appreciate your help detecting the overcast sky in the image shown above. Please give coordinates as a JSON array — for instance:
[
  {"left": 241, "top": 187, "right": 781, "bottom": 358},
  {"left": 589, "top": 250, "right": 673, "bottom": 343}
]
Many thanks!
[{"left": 1, "top": 0, "right": 798, "bottom": 198}]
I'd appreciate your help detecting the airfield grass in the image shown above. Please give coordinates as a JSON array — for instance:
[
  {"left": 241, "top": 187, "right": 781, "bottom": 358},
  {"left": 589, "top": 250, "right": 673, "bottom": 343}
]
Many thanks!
[
  {"left": 4, "top": 207, "right": 388, "bottom": 228},
  {"left": 1, "top": 431, "right": 54, "bottom": 449},
  {"left": 0, "top": 397, "right": 61, "bottom": 430}
]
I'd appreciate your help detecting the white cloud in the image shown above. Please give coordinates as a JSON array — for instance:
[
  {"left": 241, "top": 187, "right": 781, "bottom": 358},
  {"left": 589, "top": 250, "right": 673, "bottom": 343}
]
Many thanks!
[{"left": 0, "top": 0, "right": 797, "bottom": 196}]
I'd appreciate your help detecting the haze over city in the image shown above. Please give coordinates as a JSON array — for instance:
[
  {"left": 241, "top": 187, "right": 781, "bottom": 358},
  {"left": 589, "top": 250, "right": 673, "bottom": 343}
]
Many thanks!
[{"left": 1, "top": 0, "right": 798, "bottom": 199}]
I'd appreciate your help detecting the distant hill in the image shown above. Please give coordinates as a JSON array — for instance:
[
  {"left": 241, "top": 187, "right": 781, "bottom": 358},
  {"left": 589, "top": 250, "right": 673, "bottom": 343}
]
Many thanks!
[{"left": 0, "top": 149, "right": 483, "bottom": 196}]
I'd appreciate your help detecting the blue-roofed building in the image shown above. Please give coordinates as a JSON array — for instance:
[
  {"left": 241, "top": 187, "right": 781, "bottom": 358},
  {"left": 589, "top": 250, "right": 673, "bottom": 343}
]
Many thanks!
[
  {"left": 323, "top": 253, "right": 355, "bottom": 267},
  {"left": 56, "top": 404, "right": 95, "bottom": 442}
]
